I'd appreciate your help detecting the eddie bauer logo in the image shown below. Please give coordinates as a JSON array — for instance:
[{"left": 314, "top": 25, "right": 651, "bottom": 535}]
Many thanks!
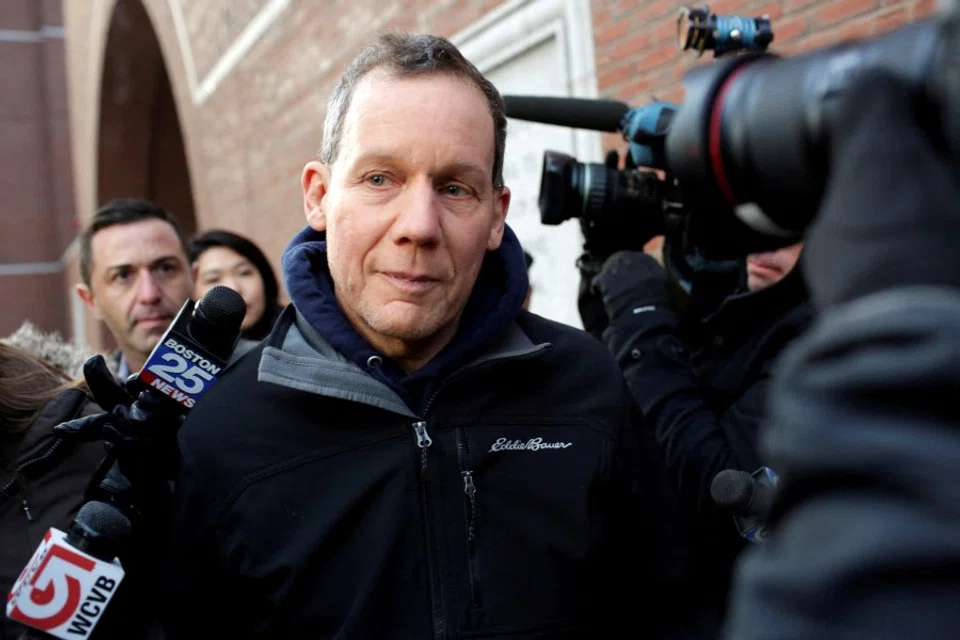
[{"left": 489, "top": 437, "right": 573, "bottom": 452}]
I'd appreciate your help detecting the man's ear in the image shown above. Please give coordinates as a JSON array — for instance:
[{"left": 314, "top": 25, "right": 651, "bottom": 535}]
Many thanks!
[
  {"left": 302, "top": 160, "right": 331, "bottom": 232},
  {"left": 487, "top": 186, "right": 511, "bottom": 251},
  {"left": 75, "top": 283, "right": 104, "bottom": 321},
  {"left": 191, "top": 263, "right": 200, "bottom": 287}
]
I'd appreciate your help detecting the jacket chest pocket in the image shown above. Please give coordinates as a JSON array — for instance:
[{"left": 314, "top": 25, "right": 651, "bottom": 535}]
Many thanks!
[{"left": 447, "top": 422, "right": 611, "bottom": 634}]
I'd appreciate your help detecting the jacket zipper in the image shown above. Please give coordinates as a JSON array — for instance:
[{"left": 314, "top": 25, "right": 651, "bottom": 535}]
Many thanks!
[
  {"left": 413, "top": 345, "right": 550, "bottom": 638},
  {"left": 412, "top": 420, "right": 443, "bottom": 639},
  {"left": 456, "top": 427, "right": 481, "bottom": 612}
]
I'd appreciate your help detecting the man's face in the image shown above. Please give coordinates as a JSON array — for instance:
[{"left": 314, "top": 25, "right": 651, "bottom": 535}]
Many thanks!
[
  {"left": 301, "top": 71, "right": 509, "bottom": 367},
  {"left": 746, "top": 242, "right": 803, "bottom": 292},
  {"left": 77, "top": 219, "right": 194, "bottom": 370}
]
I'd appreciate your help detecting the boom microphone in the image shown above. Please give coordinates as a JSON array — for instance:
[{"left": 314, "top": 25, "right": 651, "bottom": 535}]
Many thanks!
[
  {"left": 6, "top": 502, "right": 130, "bottom": 639},
  {"left": 503, "top": 95, "right": 630, "bottom": 132},
  {"left": 130, "top": 285, "right": 246, "bottom": 411}
]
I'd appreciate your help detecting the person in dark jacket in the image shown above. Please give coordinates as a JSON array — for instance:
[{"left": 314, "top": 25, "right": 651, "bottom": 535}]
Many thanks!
[
  {"left": 724, "top": 68, "right": 960, "bottom": 639},
  {"left": 580, "top": 240, "right": 812, "bottom": 633},
  {"left": 160, "top": 32, "right": 696, "bottom": 640},
  {"left": 0, "top": 329, "right": 161, "bottom": 640}
]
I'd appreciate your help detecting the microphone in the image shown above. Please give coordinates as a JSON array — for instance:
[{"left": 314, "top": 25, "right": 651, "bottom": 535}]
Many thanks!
[
  {"left": 503, "top": 95, "right": 678, "bottom": 169},
  {"left": 129, "top": 285, "right": 246, "bottom": 411},
  {"left": 711, "top": 466, "right": 779, "bottom": 543},
  {"left": 503, "top": 95, "right": 630, "bottom": 132},
  {"left": 6, "top": 502, "right": 130, "bottom": 639}
]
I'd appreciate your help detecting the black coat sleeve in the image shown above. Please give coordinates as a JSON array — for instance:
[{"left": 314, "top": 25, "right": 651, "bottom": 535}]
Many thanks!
[
  {"left": 602, "top": 308, "right": 767, "bottom": 514},
  {"left": 724, "top": 287, "right": 960, "bottom": 640}
]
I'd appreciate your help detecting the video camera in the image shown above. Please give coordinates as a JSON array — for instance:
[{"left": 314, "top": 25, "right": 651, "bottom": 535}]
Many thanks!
[{"left": 504, "top": 3, "right": 960, "bottom": 267}]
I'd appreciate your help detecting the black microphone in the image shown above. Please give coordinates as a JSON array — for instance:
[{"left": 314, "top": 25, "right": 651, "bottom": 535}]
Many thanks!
[
  {"left": 711, "top": 467, "right": 779, "bottom": 543},
  {"left": 129, "top": 285, "right": 246, "bottom": 411},
  {"left": 7, "top": 502, "right": 131, "bottom": 638},
  {"left": 502, "top": 95, "right": 630, "bottom": 132}
]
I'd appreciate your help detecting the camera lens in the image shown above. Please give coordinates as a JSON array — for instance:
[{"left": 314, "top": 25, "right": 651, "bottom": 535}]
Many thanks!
[{"left": 665, "top": 18, "right": 941, "bottom": 258}]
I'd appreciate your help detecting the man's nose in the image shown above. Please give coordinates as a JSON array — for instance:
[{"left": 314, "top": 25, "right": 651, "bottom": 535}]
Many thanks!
[
  {"left": 136, "top": 270, "right": 163, "bottom": 304},
  {"left": 392, "top": 181, "right": 442, "bottom": 246}
]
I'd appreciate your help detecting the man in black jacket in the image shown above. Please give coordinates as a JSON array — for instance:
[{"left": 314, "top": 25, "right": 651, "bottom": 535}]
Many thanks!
[
  {"left": 580, "top": 239, "right": 812, "bottom": 633},
  {"left": 160, "top": 32, "right": 695, "bottom": 639}
]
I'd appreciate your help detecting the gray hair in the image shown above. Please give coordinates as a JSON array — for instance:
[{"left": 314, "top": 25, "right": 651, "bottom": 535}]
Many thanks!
[{"left": 320, "top": 32, "right": 507, "bottom": 188}]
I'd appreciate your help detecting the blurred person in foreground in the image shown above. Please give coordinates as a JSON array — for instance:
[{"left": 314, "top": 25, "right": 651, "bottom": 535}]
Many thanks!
[
  {"left": 724, "top": 69, "right": 960, "bottom": 638},
  {"left": 161, "top": 31, "right": 696, "bottom": 639},
  {"left": 75, "top": 200, "right": 194, "bottom": 381},
  {"left": 189, "top": 229, "right": 283, "bottom": 342}
]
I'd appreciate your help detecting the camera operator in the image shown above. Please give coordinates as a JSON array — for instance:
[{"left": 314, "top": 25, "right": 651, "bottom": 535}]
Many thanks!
[
  {"left": 723, "top": 66, "right": 960, "bottom": 639},
  {"left": 578, "top": 219, "right": 813, "bottom": 630}
]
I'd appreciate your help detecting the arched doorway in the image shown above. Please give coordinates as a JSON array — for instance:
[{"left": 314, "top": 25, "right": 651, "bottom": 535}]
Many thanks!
[
  {"left": 97, "top": 0, "right": 195, "bottom": 233},
  {"left": 93, "top": 0, "right": 196, "bottom": 349}
]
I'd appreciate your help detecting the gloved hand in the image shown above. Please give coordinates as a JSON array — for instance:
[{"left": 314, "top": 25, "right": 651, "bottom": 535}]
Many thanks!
[
  {"left": 55, "top": 355, "right": 184, "bottom": 453},
  {"left": 55, "top": 355, "right": 184, "bottom": 515},
  {"left": 592, "top": 250, "right": 672, "bottom": 325},
  {"left": 804, "top": 69, "right": 960, "bottom": 309}
]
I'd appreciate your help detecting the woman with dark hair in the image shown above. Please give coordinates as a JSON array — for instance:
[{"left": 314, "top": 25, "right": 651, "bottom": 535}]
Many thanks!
[
  {"left": 0, "top": 330, "right": 105, "bottom": 635},
  {"left": 1, "top": 324, "right": 165, "bottom": 639},
  {"left": 189, "top": 230, "right": 283, "bottom": 341}
]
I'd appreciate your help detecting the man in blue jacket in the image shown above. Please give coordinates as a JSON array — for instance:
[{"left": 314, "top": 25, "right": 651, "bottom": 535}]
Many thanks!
[{"left": 160, "top": 32, "right": 697, "bottom": 639}]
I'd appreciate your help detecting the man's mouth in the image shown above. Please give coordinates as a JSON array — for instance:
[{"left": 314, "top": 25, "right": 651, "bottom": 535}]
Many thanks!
[
  {"left": 135, "top": 315, "right": 173, "bottom": 330},
  {"left": 382, "top": 271, "right": 440, "bottom": 294}
]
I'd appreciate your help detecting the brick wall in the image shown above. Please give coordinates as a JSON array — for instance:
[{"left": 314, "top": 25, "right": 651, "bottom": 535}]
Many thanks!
[{"left": 0, "top": 0, "right": 74, "bottom": 338}]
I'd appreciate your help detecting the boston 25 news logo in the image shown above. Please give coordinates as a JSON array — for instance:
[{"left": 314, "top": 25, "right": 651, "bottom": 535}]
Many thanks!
[
  {"left": 7, "top": 529, "right": 124, "bottom": 639},
  {"left": 139, "top": 337, "right": 223, "bottom": 410}
]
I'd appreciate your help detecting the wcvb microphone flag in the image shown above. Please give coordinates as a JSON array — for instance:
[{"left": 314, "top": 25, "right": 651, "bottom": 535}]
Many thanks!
[{"left": 6, "top": 529, "right": 124, "bottom": 639}]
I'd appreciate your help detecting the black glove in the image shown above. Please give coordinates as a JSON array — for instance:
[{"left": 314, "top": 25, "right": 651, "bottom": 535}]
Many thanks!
[
  {"left": 55, "top": 355, "right": 184, "bottom": 455},
  {"left": 804, "top": 69, "right": 960, "bottom": 309},
  {"left": 55, "top": 355, "right": 184, "bottom": 517},
  {"left": 592, "top": 251, "right": 672, "bottom": 324}
]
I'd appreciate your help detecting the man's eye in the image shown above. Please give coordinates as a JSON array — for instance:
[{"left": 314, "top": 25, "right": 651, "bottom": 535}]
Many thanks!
[
  {"left": 442, "top": 185, "right": 468, "bottom": 197},
  {"left": 367, "top": 174, "right": 389, "bottom": 187}
]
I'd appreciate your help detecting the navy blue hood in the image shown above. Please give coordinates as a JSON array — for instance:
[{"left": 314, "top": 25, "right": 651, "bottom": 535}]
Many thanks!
[{"left": 281, "top": 225, "right": 529, "bottom": 414}]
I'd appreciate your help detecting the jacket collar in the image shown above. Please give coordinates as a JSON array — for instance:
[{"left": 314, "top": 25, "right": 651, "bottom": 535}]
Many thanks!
[{"left": 257, "top": 305, "right": 550, "bottom": 418}]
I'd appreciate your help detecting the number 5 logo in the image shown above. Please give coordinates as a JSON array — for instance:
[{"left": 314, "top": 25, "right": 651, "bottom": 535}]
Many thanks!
[
  {"left": 10, "top": 545, "right": 95, "bottom": 630},
  {"left": 147, "top": 353, "right": 214, "bottom": 394}
]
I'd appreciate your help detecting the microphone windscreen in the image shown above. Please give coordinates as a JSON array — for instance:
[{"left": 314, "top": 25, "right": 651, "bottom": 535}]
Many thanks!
[
  {"left": 502, "top": 95, "right": 630, "bottom": 132},
  {"left": 711, "top": 469, "right": 755, "bottom": 511}
]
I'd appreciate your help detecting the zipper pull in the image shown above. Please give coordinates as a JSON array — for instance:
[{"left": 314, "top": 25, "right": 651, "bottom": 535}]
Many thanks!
[
  {"left": 22, "top": 499, "right": 33, "bottom": 522},
  {"left": 412, "top": 421, "right": 433, "bottom": 448},
  {"left": 462, "top": 471, "right": 477, "bottom": 542},
  {"left": 412, "top": 421, "right": 432, "bottom": 482},
  {"left": 462, "top": 471, "right": 476, "bottom": 496}
]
